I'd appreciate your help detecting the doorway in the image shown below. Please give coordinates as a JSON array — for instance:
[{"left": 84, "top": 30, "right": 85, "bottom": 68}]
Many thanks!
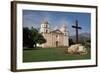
[{"left": 56, "top": 41, "right": 58, "bottom": 47}]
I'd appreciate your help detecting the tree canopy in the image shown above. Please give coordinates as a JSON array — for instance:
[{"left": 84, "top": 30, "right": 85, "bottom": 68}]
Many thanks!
[{"left": 23, "top": 27, "right": 46, "bottom": 48}]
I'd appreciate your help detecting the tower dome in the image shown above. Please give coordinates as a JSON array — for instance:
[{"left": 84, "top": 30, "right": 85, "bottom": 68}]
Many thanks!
[
  {"left": 60, "top": 24, "right": 67, "bottom": 32},
  {"left": 62, "top": 24, "right": 67, "bottom": 32},
  {"left": 43, "top": 20, "right": 49, "bottom": 24}
]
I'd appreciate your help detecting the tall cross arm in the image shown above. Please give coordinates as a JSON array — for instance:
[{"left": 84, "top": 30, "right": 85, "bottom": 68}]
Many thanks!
[
  {"left": 72, "top": 26, "right": 82, "bottom": 29},
  {"left": 78, "top": 27, "right": 82, "bottom": 29}
]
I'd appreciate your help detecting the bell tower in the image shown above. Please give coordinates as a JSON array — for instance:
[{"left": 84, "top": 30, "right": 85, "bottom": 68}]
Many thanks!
[
  {"left": 40, "top": 19, "right": 49, "bottom": 33},
  {"left": 60, "top": 24, "right": 68, "bottom": 35},
  {"left": 60, "top": 24, "right": 69, "bottom": 47}
]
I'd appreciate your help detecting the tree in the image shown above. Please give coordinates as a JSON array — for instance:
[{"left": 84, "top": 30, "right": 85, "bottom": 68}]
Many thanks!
[
  {"left": 69, "top": 38, "right": 74, "bottom": 46},
  {"left": 37, "top": 33, "right": 46, "bottom": 44},
  {"left": 29, "top": 27, "right": 38, "bottom": 48},
  {"left": 23, "top": 27, "right": 46, "bottom": 48},
  {"left": 23, "top": 27, "right": 31, "bottom": 47}
]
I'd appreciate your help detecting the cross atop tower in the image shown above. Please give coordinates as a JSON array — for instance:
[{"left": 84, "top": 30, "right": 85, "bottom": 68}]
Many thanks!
[{"left": 72, "top": 20, "right": 82, "bottom": 44}]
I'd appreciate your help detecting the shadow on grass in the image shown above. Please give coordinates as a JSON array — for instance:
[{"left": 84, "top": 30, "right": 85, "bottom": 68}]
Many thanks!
[{"left": 23, "top": 47, "right": 42, "bottom": 50}]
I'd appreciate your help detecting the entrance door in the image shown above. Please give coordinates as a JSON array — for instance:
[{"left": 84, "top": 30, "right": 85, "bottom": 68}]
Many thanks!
[{"left": 56, "top": 41, "right": 58, "bottom": 47}]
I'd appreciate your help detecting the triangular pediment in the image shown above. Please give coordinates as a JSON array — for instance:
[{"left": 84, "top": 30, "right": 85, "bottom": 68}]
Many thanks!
[{"left": 51, "top": 29, "right": 63, "bottom": 34}]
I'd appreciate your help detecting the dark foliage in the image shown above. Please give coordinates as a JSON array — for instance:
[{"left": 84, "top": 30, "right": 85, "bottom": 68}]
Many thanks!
[
  {"left": 69, "top": 38, "right": 75, "bottom": 46},
  {"left": 23, "top": 27, "right": 46, "bottom": 49}
]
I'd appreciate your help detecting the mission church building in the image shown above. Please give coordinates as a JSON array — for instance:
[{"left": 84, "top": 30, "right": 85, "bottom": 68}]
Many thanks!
[{"left": 39, "top": 20, "right": 69, "bottom": 48}]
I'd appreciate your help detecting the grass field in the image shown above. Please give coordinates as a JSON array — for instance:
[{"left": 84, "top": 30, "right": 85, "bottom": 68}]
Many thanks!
[{"left": 23, "top": 48, "right": 91, "bottom": 62}]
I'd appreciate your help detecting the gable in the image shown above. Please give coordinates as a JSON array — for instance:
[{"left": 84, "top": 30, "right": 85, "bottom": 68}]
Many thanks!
[{"left": 51, "top": 29, "right": 63, "bottom": 34}]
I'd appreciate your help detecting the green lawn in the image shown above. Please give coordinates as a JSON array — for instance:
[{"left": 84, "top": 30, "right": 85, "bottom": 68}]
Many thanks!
[{"left": 23, "top": 48, "right": 91, "bottom": 62}]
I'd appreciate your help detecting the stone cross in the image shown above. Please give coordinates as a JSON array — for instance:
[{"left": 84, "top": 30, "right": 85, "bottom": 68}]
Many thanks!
[{"left": 72, "top": 20, "right": 82, "bottom": 43}]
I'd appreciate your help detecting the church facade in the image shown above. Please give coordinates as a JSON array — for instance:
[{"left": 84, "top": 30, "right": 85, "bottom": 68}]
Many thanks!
[{"left": 39, "top": 20, "right": 69, "bottom": 48}]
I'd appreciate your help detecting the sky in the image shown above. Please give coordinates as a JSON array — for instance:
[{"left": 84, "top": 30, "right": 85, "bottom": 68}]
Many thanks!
[{"left": 23, "top": 10, "right": 91, "bottom": 36}]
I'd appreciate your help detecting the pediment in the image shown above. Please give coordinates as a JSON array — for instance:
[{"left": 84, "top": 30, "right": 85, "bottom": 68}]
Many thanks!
[{"left": 51, "top": 29, "right": 63, "bottom": 34}]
